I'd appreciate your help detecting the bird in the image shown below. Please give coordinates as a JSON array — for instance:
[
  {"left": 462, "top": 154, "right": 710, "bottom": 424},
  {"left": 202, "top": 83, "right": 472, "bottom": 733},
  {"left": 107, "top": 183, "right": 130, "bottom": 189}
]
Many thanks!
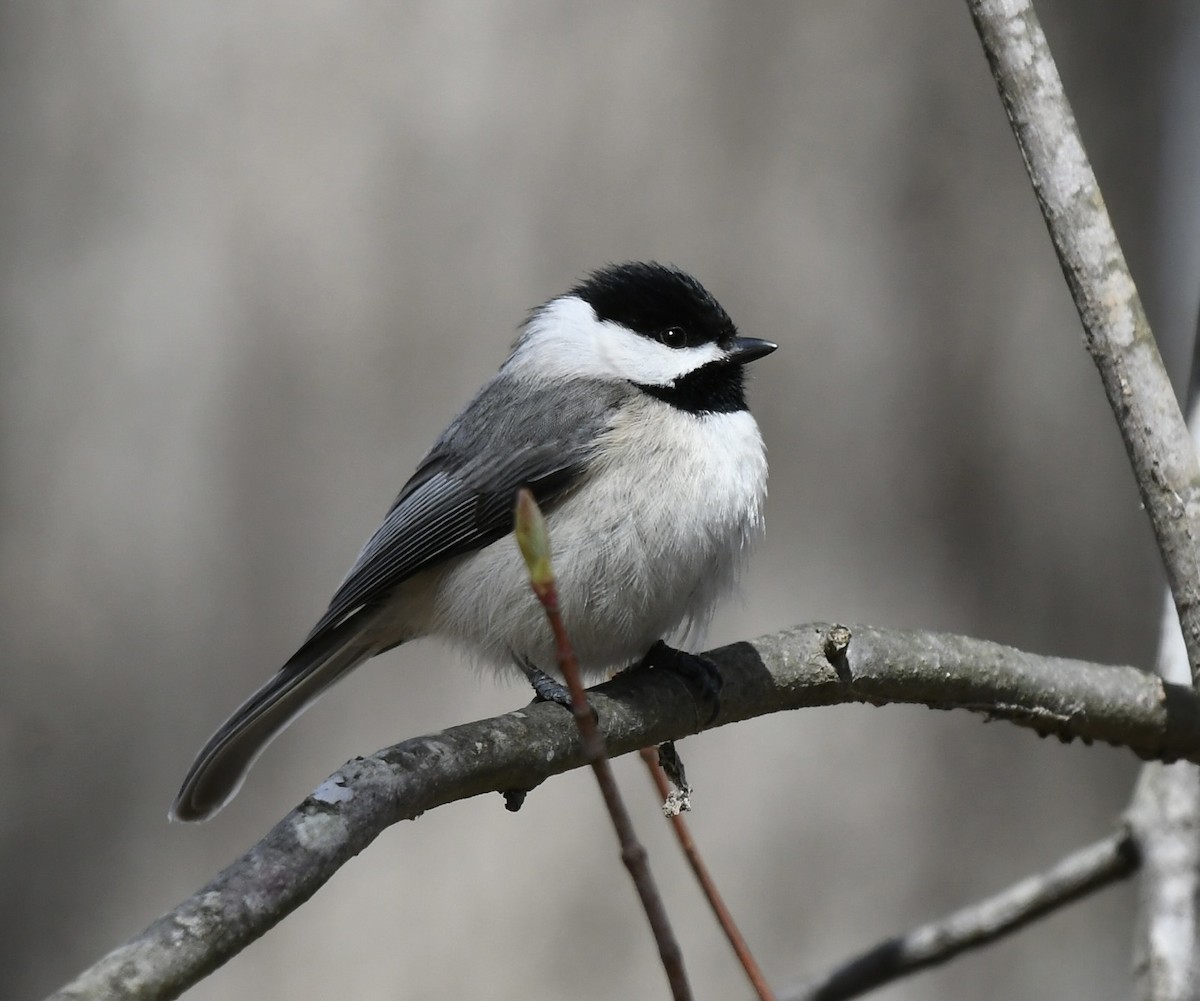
[{"left": 171, "top": 261, "right": 776, "bottom": 821}]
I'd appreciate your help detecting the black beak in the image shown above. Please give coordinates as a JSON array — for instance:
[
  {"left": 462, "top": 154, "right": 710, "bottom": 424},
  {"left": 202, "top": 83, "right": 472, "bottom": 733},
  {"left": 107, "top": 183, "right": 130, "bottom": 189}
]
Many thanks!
[{"left": 726, "top": 337, "right": 778, "bottom": 365}]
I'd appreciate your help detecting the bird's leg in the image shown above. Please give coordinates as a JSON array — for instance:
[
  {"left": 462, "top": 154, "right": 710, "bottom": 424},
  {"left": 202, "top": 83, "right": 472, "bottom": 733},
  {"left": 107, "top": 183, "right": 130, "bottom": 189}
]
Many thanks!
[
  {"left": 518, "top": 657, "right": 575, "bottom": 709},
  {"left": 501, "top": 660, "right": 574, "bottom": 813}
]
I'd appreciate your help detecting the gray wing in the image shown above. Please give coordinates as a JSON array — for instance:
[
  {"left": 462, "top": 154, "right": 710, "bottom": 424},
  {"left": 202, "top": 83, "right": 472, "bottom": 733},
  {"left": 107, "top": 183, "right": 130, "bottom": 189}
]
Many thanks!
[
  {"left": 169, "top": 374, "right": 628, "bottom": 820},
  {"left": 302, "top": 374, "right": 630, "bottom": 644}
]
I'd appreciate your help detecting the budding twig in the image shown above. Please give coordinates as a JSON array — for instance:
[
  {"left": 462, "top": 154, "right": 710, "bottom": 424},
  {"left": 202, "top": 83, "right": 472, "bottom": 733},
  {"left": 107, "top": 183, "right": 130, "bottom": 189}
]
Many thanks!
[
  {"left": 514, "top": 489, "right": 692, "bottom": 1001},
  {"left": 641, "top": 746, "right": 777, "bottom": 1001}
]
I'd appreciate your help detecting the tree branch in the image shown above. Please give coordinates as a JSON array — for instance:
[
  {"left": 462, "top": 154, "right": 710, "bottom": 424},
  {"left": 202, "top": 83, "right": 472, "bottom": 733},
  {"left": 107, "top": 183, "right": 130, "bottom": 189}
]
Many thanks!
[
  {"left": 45, "top": 623, "right": 1200, "bottom": 1001},
  {"left": 1128, "top": 299, "right": 1200, "bottom": 1001},
  {"left": 966, "top": 0, "right": 1200, "bottom": 687},
  {"left": 964, "top": 2, "right": 1200, "bottom": 992},
  {"left": 782, "top": 828, "right": 1139, "bottom": 1001},
  {"left": 1131, "top": 762, "right": 1200, "bottom": 1000}
]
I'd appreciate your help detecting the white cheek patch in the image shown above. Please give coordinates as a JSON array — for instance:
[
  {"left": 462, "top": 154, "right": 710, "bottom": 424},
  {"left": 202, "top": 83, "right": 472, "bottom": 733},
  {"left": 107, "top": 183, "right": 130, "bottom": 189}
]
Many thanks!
[
  {"left": 507, "top": 296, "right": 725, "bottom": 385},
  {"left": 592, "top": 321, "right": 724, "bottom": 385}
]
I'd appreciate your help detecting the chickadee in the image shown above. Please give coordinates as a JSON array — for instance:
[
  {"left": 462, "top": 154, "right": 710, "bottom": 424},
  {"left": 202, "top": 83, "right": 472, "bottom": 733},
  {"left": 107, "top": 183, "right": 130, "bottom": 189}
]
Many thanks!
[{"left": 171, "top": 262, "right": 775, "bottom": 821}]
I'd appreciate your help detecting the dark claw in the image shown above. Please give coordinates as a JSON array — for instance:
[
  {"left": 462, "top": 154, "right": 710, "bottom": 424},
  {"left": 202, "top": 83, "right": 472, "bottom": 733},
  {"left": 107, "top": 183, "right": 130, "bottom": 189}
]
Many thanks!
[
  {"left": 520, "top": 662, "right": 599, "bottom": 723},
  {"left": 523, "top": 665, "right": 573, "bottom": 709},
  {"left": 638, "top": 640, "right": 723, "bottom": 725}
]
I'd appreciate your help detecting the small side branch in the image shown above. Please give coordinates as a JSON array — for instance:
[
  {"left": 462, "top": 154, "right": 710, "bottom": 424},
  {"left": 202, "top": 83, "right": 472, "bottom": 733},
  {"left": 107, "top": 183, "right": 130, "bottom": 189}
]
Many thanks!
[
  {"left": 641, "top": 746, "right": 777, "bottom": 1001},
  {"left": 965, "top": 0, "right": 1200, "bottom": 686},
  {"left": 784, "top": 828, "right": 1139, "bottom": 1001}
]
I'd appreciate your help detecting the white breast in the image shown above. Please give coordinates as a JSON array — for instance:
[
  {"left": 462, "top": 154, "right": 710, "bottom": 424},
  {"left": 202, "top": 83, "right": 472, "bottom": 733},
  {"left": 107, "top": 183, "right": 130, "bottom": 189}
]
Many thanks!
[{"left": 426, "top": 396, "right": 768, "bottom": 679}]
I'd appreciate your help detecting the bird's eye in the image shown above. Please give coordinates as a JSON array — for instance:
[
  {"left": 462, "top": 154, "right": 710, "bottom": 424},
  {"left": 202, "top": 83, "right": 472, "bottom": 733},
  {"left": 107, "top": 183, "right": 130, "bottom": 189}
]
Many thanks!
[{"left": 659, "top": 327, "right": 687, "bottom": 348}]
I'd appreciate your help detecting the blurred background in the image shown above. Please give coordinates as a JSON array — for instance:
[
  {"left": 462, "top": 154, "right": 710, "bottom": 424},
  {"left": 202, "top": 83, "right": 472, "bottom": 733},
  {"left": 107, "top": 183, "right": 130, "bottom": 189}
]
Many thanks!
[{"left": 3, "top": 2, "right": 1199, "bottom": 999}]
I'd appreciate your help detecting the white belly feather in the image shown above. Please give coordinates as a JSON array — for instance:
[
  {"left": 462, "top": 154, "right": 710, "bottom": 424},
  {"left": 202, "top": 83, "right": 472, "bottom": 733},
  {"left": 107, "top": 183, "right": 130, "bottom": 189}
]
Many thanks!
[{"left": 424, "top": 398, "right": 767, "bottom": 678}]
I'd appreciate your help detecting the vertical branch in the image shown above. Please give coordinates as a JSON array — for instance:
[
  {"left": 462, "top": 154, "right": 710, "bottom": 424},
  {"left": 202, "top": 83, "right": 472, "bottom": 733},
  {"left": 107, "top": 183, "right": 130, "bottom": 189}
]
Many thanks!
[
  {"left": 1130, "top": 763, "right": 1200, "bottom": 1000},
  {"left": 966, "top": 0, "right": 1200, "bottom": 687},
  {"left": 967, "top": 1, "right": 1200, "bottom": 989},
  {"left": 1129, "top": 313, "right": 1200, "bottom": 1000}
]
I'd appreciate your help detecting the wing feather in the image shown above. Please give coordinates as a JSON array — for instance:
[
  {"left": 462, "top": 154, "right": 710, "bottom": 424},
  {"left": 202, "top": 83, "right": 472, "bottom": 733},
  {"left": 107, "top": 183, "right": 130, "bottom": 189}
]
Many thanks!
[{"left": 303, "top": 375, "right": 630, "bottom": 644}]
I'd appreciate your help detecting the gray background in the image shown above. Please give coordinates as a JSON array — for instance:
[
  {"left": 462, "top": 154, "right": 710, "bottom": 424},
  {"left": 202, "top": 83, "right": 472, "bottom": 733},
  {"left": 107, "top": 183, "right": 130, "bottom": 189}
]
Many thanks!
[{"left": 4, "top": 3, "right": 1199, "bottom": 999}]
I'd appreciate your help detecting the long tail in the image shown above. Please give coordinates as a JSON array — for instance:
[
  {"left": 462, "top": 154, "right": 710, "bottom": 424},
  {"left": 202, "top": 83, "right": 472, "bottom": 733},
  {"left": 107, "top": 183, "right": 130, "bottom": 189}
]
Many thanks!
[{"left": 170, "top": 613, "right": 387, "bottom": 822}]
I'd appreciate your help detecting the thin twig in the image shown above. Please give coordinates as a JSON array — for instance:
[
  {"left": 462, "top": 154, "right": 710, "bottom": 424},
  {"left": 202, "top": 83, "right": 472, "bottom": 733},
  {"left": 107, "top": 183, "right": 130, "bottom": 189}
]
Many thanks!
[
  {"left": 783, "top": 828, "right": 1140, "bottom": 1001},
  {"left": 514, "top": 489, "right": 692, "bottom": 1001},
  {"left": 965, "top": 0, "right": 1200, "bottom": 688},
  {"left": 640, "top": 746, "right": 777, "bottom": 1001}
]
